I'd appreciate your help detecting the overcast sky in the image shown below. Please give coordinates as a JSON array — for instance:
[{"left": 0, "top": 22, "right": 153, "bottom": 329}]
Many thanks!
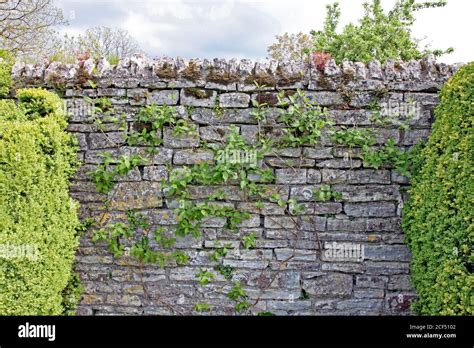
[{"left": 56, "top": 0, "right": 473, "bottom": 63}]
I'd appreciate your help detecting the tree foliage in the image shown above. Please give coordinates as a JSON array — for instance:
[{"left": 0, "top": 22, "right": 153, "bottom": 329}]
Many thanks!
[
  {"left": 38, "top": 26, "right": 141, "bottom": 64},
  {"left": 267, "top": 32, "right": 312, "bottom": 64},
  {"left": 76, "top": 26, "right": 141, "bottom": 63},
  {"left": 309, "top": 0, "right": 453, "bottom": 63}
]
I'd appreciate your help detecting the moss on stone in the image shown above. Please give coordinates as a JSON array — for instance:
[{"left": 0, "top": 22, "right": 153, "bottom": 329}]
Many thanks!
[
  {"left": 255, "top": 90, "right": 296, "bottom": 106},
  {"left": 208, "top": 68, "right": 239, "bottom": 85},
  {"left": 182, "top": 61, "right": 201, "bottom": 81},
  {"left": 244, "top": 70, "right": 277, "bottom": 87},
  {"left": 275, "top": 66, "right": 303, "bottom": 86},
  {"left": 45, "top": 72, "right": 67, "bottom": 96},
  {"left": 184, "top": 87, "right": 213, "bottom": 99},
  {"left": 316, "top": 74, "right": 332, "bottom": 90},
  {"left": 155, "top": 63, "right": 178, "bottom": 79},
  {"left": 76, "top": 65, "right": 93, "bottom": 87}
]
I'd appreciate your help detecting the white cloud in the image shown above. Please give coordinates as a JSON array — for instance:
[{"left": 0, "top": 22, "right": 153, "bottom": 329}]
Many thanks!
[{"left": 57, "top": 0, "right": 473, "bottom": 63}]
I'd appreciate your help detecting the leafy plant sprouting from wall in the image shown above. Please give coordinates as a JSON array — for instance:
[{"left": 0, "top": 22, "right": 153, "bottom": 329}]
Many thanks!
[{"left": 277, "top": 89, "right": 334, "bottom": 147}]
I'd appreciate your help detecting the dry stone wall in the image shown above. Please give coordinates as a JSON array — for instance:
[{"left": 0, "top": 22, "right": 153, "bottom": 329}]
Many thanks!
[{"left": 13, "top": 55, "right": 458, "bottom": 315}]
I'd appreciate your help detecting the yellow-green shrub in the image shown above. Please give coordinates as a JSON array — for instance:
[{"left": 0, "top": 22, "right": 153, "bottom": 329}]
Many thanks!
[
  {"left": 0, "top": 88, "right": 80, "bottom": 315},
  {"left": 0, "top": 50, "right": 13, "bottom": 97},
  {"left": 403, "top": 62, "right": 474, "bottom": 315},
  {"left": 16, "top": 88, "right": 66, "bottom": 120}
]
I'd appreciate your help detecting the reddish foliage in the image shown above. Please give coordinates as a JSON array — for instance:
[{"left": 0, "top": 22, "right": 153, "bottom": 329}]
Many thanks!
[
  {"left": 312, "top": 51, "right": 332, "bottom": 72},
  {"left": 76, "top": 50, "right": 92, "bottom": 66}
]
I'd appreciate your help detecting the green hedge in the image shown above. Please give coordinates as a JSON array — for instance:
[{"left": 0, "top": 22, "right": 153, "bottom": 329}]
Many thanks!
[
  {"left": 0, "top": 86, "right": 81, "bottom": 315},
  {"left": 0, "top": 50, "right": 13, "bottom": 97},
  {"left": 403, "top": 62, "right": 474, "bottom": 315}
]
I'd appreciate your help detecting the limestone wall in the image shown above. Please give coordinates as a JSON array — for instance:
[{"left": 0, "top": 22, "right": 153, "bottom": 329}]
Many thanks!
[{"left": 12, "top": 55, "right": 457, "bottom": 315}]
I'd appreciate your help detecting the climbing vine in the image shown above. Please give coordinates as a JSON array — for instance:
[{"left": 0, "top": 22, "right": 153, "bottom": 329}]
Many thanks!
[{"left": 84, "top": 85, "right": 416, "bottom": 315}]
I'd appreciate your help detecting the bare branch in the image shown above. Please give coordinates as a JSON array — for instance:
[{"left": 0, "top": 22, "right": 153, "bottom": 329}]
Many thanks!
[{"left": 0, "top": 0, "right": 66, "bottom": 54}]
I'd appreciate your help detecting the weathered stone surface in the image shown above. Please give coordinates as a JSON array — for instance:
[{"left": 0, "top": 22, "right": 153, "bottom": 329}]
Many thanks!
[
  {"left": 333, "top": 185, "right": 400, "bottom": 202},
  {"left": 275, "top": 169, "right": 307, "bottom": 184},
  {"left": 334, "top": 299, "right": 383, "bottom": 313},
  {"left": 199, "top": 126, "right": 234, "bottom": 142},
  {"left": 147, "top": 90, "right": 179, "bottom": 105},
  {"left": 388, "top": 275, "right": 413, "bottom": 290},
  {"left": 298, "top": 216, "right": 327, "bottom": 231},
  {"left": 403, "top": 129, "right": 431, "bottom": 145},
  {"left": 20, "top": 57, "right": 450, "bottom": 316},
  {"left": 302, "top": 273, "right": 353, "bottom": 297},
  {"left": 264, "top": 216, "right": 298, "bottom": 229},
  {"left": 240, "top": 125, "right": 259, "bottom": 145},
  {"left": 290, "top": 185, "right": 317, "bottom": 201},
  {"left": 265, "top": 158, "right": 315, "bottom": 168},
  {"left": 256, "top": 185, "right": 290, "bottom": 201},
  {"left": 344, "top": 202, "right": 397, "bottom": 217},
  {"left": 237, "top": 214, "right": 261, "bottom": 228},
  {"left": 329, "top": 109, "right": 373, "bottom": 125},
  {"left": 313, "top": 202, "right": 343, "bottom": 215},
  {"left": 305, "top": 91, "right": 345, "bottom": 106},
  {"left": 391, "top": 172, "right": 410, "bottom": 184},
  {"left": 219, "top": 92, "right": 250, "bottom": 107},
  {"left": 180, "top": 88, "right": 217, "bottom": 107},
  {"left": 173, "top": 149, "right": 214, "bottom": 165},
  {"left": 316, "top": 159, "right": 362, "bottom": 169},
  {"left": 266, "top": 300, "right": 311, "bottom": 311},
  {"left": 222, "top": 259, "right": 269, "bottom": 269},
  {"left": 322, "top": 169, "right": 390, "bottom": 184},
  {"left": 307, "top": 169, "right": 322, "bottom": 183},
  {"left": 356, "top": 275, "right": 388, "bottom": 289},
  {"left": 366, "top": 218, "right": 402, "bottom": 232},
  {"left": 353, "top": 289, "right": 385, "bottom": 299},
  {"left": 275, "top": 248, "right": 317, "bottom": 261},
  {"left": 265, "top": 148, "right": 299, "bottom": 158},
  {"left": 385, "top": 292, "right": 417, "bottom": 313},
  {"left": 143, "top": 166, "right": 168, "bottom": 181},
  {"left": 186, "top": 185, "right": 245, "bottom": 201},
  {"left": 163, "top": 128, "right": 200, "bottom": 148},
  {"left": 108, "top": 182, "right": 163, "bottom": 210},
  {"left": 190, "top": 107, "right": 256, "bottom": 124},
  {"left": 364, "top": 245, "right": 411, "bottom": 262},
  {"left": 97, "top": 88, "right": 127, "bottom": 97},
  {"left": 127, "top": 88, "right": 148, "bottom": 101},
  {"left": 327, "top": 217, "right": 367, "bottom": 232},
  {"left": 303, "top": 147, "right": 333, "bottom": 159},
  {"left": 89, "top": 132, "right": 126, "bottom": 149}
]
